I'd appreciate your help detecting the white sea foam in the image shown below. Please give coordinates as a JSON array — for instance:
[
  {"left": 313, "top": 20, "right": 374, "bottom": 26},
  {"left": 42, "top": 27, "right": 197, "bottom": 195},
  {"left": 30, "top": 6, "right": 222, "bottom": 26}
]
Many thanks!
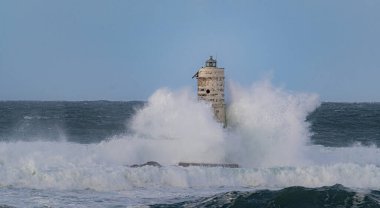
[
  {"left": 1, "top": 80, "right": 380, "bottom": 191},
  {"left": 121, "top": 80, "right": 320, "bottom": 167},
  {"left": 125, "top": 88, "right": 226, "bottom": 165},
  {"left": 1, "top": 141, "right": 380, "bottom": 191},
  {"left": 225, "top": 80, "right": 319, "bottom": 167}
]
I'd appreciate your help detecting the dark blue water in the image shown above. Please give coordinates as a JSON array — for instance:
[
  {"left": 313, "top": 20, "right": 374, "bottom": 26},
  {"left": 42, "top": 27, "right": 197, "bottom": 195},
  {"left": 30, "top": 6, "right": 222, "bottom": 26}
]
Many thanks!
[
  {"left": 2, "top": 101, "right": 379, "bottom": 147},
  {"left": 0, "top": 101, "right": 143, "bottom": 143},
  {"left": 1, "top": 101, "right": 380, "bottom": 207},
  {"left": 307, "top": 102, "right": 380, "bottom": 147}
]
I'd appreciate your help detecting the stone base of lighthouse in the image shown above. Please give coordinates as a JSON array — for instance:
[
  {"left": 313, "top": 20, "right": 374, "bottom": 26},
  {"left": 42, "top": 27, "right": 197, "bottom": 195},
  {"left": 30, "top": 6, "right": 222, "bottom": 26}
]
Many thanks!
[{"left": 194, "top": 56, "right": 226, "bottom": 127}]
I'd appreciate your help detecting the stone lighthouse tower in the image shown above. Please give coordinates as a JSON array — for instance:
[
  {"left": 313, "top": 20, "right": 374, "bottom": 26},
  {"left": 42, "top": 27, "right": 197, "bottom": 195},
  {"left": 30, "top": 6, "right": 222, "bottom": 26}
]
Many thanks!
[{"left": 193, "top": 56, "right": 226, "bottom": 127}]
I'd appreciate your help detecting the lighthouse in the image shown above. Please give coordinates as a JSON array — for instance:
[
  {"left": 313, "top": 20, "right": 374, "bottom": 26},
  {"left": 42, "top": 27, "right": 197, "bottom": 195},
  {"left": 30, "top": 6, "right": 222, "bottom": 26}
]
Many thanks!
[{"left": 193, "top": 56, "right": 226, "bottom": 127}]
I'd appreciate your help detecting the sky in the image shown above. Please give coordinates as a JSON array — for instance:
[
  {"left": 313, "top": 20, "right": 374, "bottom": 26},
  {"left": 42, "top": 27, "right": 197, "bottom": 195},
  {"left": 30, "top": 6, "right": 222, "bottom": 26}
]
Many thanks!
[{"left": 0, "top": 0, "right": 379, "bottom": 102}]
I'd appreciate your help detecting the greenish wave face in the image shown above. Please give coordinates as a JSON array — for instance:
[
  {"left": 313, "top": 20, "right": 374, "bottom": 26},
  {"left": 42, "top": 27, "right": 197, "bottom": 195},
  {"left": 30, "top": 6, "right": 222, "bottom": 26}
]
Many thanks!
[{"left": 153, "top": 184, "right": 380, "bottom": 208}]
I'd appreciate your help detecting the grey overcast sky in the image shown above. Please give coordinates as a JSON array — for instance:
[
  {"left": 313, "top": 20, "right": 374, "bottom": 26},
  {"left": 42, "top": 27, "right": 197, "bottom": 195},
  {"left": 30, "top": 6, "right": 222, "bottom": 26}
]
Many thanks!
[{"left": 0, "top": 0, "right": 379, "bottom": 101}]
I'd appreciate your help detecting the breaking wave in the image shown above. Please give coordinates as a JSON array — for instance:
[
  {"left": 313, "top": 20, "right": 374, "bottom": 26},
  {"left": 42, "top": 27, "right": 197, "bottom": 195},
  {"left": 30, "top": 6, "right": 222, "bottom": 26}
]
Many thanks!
[
  {"left": 1, "top": 80, "right": 380, "bottom": 192},
  {"left": 153, "top": 184, "right": 380, "bottom": 207}
]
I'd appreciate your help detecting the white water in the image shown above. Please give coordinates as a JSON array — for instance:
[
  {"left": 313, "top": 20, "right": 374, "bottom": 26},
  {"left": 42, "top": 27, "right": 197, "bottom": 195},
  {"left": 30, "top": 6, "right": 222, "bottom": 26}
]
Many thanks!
[{"left": 1, "top": 80, "right": 380, "bottom": 195}]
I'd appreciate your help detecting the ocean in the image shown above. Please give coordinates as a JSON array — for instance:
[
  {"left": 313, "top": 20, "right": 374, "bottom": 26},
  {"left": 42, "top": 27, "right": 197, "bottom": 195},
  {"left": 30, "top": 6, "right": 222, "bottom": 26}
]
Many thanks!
[{"left": 1, "top": 83, "right": 380, "bottom": 207}]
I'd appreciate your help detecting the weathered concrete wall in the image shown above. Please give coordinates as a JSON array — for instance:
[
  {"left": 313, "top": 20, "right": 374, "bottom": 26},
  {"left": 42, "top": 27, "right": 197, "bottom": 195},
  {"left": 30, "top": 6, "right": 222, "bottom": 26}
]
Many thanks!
[{"left": 196, "top": 67, "right": 226, "bottom": 127}]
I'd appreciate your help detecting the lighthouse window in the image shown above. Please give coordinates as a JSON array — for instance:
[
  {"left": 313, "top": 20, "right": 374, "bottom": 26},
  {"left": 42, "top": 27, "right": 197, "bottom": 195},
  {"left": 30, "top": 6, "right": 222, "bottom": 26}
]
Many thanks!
[{"left": 206, "top": 89, "right": 210, "bottom": 94}]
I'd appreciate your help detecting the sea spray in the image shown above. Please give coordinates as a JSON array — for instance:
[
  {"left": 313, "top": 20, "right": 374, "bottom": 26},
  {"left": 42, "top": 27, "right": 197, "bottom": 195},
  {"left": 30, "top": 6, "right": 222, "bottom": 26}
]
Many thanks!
[
  {"left": 2, "top": 140, "right": 380, "bottom": 191},
  {"left": 2, "top": 80, "right": 380, "bottom": 192},
  {"left": 124, "top": 80, "right": 320, "bottom": 167},
  {"left": 226, "top": 80, "right": 320, "bottom": 167},
  {"left": 127, "top": 88, "right": 226, "bottom": 165}
]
